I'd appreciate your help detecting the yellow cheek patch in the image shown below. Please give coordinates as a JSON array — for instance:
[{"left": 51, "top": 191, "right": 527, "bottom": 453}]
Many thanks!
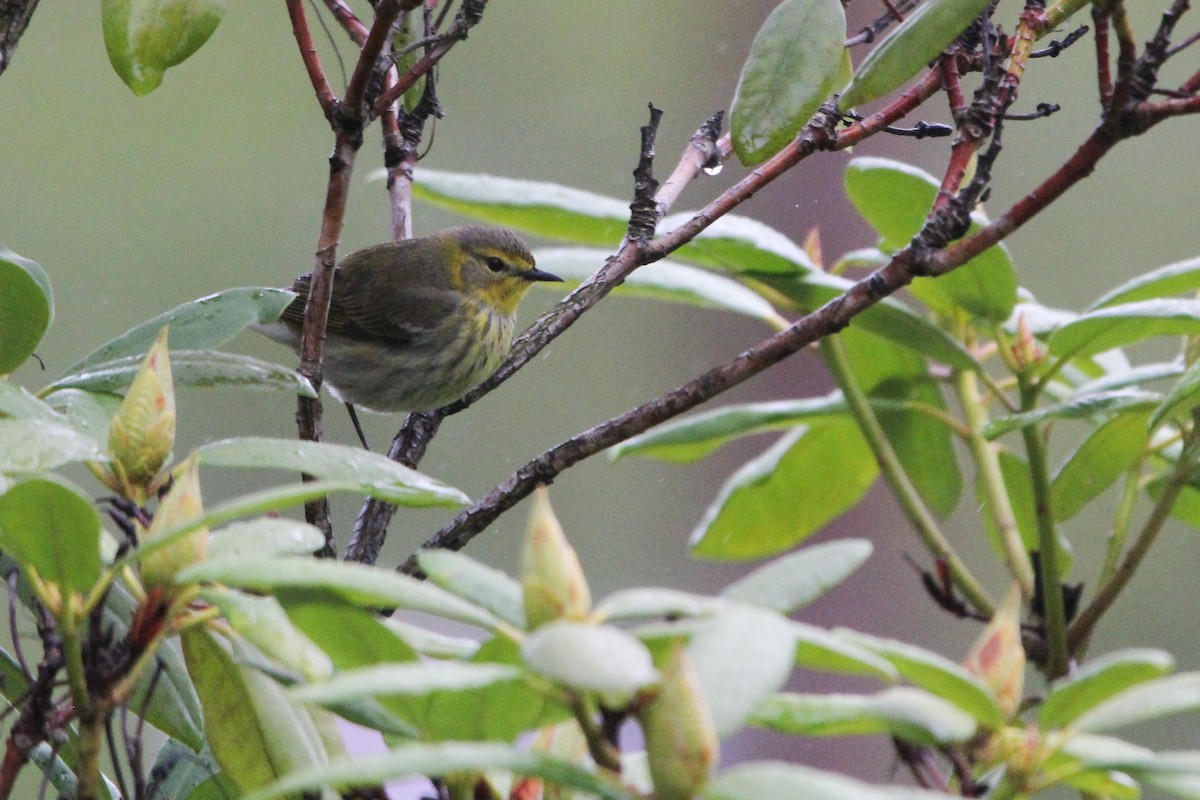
[{"left": 478, "top": 277, "right": 533, "bottom": 315}]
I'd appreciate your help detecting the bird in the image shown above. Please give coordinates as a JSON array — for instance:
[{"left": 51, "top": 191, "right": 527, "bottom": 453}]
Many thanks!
[{"left": 254, "top": 226, "right": 562, "bottom": 447}]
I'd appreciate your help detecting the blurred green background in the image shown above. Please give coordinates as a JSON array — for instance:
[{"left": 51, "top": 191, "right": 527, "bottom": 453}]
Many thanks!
[{"left": 2, "top": 0, "right": 1198, "bottom": 785}]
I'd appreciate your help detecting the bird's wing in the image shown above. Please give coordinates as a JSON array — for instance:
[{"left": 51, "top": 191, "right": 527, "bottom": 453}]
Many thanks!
[{"left": 279, "top": 271, "right": 454, "bottom": 347}]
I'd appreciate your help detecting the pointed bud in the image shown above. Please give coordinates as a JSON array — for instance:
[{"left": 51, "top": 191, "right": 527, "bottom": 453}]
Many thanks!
[
  {"left": 964, "top": 585, "right": 1025, "bottom": 718},
  {"left": 521, "top": 486, "right": 591, "bottom": 628},
  {"left": 141, "top": 454, "right": 207, "bottom": 590},
  {"left": 1010, "top": 313, "right": 1043, "bottom": 371},
  {"left": 108, "top": 327, "right": 176, "bottom": 500},
  {"left": 802, "top": 227, "right": 823, "bottom": 269},
  {"left": 638, "top": 641, "right": 718, "bottom": 800}
]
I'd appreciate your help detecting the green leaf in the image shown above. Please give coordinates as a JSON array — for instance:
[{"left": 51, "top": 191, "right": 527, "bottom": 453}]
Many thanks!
[
  {"left": 202, "top": 586, "right": 333, "bottom": 681},
  {"left": 1075, "top": 360, "right": 1184, "bottom": 395},
  {"left": 834, "top": 629, "right": 1005, "bottom": 730},
  {"left": 1131, "top": 751, "right": 1200, "bottom": 800},
  {"left": 730, "top": 0, "right": 847, "bottom": 165},
  {"left": 424, "top": 636, "right": 570, "bottom": 742},
  {"left": 522, "top": 621, "right": 659, "bottom": 700},
  {"left": 839, "top": 0, "right": 993, "bottom": 109},
  {"left": 0, "top": 419, "right": 107, "bottom": 472},
  {"left": 49, "top": 350, "right": 315, "bottom": 398},
  {"left": 749, "top": 270, "right": 980, "bottom": 370},
  {"left": 0, "top": 378, "right": 61, "bottom": 422},
  {"left": 62, "top": 287, "right": 293, "bottom": 378},
  {"left": 751, "top": 687, "right": 977, "bottom": 745},
  {"left": 1050, "top": 409, "right": 1151, "bottom": 521},
  {"left": 1039, "top": 648, "right": 1176, "bottom": 728},
  {"left": 291, "top": 662, "right": 521, "bottom": 704},
  {"left": 662, "top": 211, "right": 816, "bottom": 275},
  {"left": 1087, "top": 256, "right": 1200, "bottom": 310},
  {"left": 595, "top": 588, "right": 724, "bottom": 622},
  {"left": 691, "top": 419, "right": 878, "bottom": 560},
  {"left": 685, "top": 605, "right": 798, "bottom": 736},
  {"left": 983, "top": 390, "right": 1160, "bottom": 439},
  {"left": 0, "top": 478, "right": 101, "bottom": 594},
  {"left": 532, "top": 248, "right": 785, "bottom": 325},
  {"left": 417, "top": 550, "right": 526, "bottom": 628},
  {"left": 241, "top": 742, "right": 639, "bottom": 800},
  {"left": 147, "top": 740, "right": 234, "bottom": 800},
  {"left": 791, "top": 622, "right": 898, "bottom": 681},
  {"left": 843, "top": 157, "right": 1017, "bottom": 321},
  {"left": 197, "top": 436, "right": 468, "bottom": 508},
  {"left": 1073, "top": 672, "right": 1200, "bottom": 733},
  {"left": 207, "top": 518, "right": 325, "bottom": 562},
  {"left": 182, "top": 630, "right": 329, "bottom": 793},
  {"left": 410, "top": 169, "right": 629, "bottom": 245},
  {"left": 610, "top": 394, "right": 850, "bottom": 464},
  {"left": 101, "top": 0, "right": 226, "bottom": 95},
  {"left": 705, "top": 761, "right": 954, "bottom": 800},
  {"left": 838, "top": 325, "right": 961, "bottom": 515},
  {"left": 0, "top": 246, "right": 53, "bottom": 373},
  {"left": 1150, "top": 359, "right": 1200, "bottom": 430},
  {"left": 722, "top": 539, "right": 873, "bottom": 613},
  {"left": 41, "top": 389, "right": 122, "bottom": 446},
  {"left": 178, "top": 556, "right": 501, "bottom": 631},
  {"left": 1048, "top": 299, "right": 1200, "bottom": 360}
]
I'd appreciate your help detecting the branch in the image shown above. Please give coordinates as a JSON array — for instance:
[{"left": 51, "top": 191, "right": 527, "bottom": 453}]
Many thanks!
[
  {"left": 286, "top": 0, "right": 337, "bottom": 117},
  {"left": 0, "top": 0, "right": 39, "bottom": 77}
]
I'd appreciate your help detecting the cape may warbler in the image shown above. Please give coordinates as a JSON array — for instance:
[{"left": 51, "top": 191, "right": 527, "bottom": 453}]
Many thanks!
[{"left": 256, "top": 226, "right": 561, "bottom": 424}]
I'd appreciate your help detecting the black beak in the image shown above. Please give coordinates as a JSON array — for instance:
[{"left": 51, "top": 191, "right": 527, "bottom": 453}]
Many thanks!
[{"left": 523, "top": 267, "right": 564, "bottom": 283}]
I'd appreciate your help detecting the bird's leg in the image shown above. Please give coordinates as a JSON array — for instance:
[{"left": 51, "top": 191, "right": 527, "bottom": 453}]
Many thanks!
[{"left": 346, "top": 403, "right": 372, "bottom": 450}]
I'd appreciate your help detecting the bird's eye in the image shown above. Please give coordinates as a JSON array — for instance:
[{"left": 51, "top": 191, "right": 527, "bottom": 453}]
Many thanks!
[{"left": 485, "top": 256, "right": 506, "bottom": 273}]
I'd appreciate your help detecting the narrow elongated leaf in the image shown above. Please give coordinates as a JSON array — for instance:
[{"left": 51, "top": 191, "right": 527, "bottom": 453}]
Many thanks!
[
  {"left": 178, "top": 556, "right": 501, "bottom": 630},
  {"left": 1049, "top": 299, "right": 1200, "bottom": 359},
  {"left": 147, "top": 741, "right": 232, "bottom": 800},
  {"left": 660, "top": 211, "right": 816, "bottom": 275},
  {"left": 63, "top": 287, "right": 293, "bottom": 377},
  {"left": 1040, "top": 648, "right": 1176, "bottom": 728},
  {"left": 1075, "top": 360, "right": 1184, "bottom": 395},
  {"left": 417, "top": 550, "right": 525, "bottom": 627},
  {"left": 610, "top": 394, "right": 849, "bottom": 464},
  {"left": 1088, "top": 256, "right": 1200, "bottom": 310},
  {"left": 101, "top": 0, "right": 226, "bottom": 95},
  {"left": 843, "top": 157, "right": 1016, "bottom": 321},
  {"left": 291, "top": 663, "right": 521, "bottom": 704},
  {"left": 751, "top": 687, "right": 977, "bottom": 745},
  {"left": 207, "top": 518, "right": 325, "bottom": 562},
  {"left": 241, "top": 742, "right": 638, "bottom": 800},
  {"left": 791, "top": 622, "right": 898, "bottom": 681},
  {"left": 0, "top": 247, "right": 53, "bottom": 373},
  {"left": 983, "top": 390, "right": 1159, "bottom": 439},
  {"left": 730, "top": 0, "right": 847, "bottom": 165},
  {"left": 197, "top": 436, "right": 467, "bottom": 507},
  {"left": 705, "top": 761, "right": 955, "bottom": 800},
  {"left": 750, "top": 270, "right": 979, "bottom": 370},
  {"left": 722, "top": 539, "right": 873, "bottom": 613},
  {"left": 41, "top": 389, "right": 122, "bottom": 446},
  {"left": 0, "top": 478, "right": 101, "bottom": 594},
  {"left": 691, "top": 420, "right": 878, "bottom": 560},
  {"left": 594, "top": 588, "right": 723, "bottom": 622},
  {"left": 50, "top": 351, "right": 315, "bottom": 398},
  {"left": 0, "top": 419, "right": 107, "bottom": 472},
  {"left": 1050, "top": 409, "right": 1152, "bottom": 521},
  {"left": 839, "top": 0, "right": 993, "bottom": 109},
  {"left": 522, "top": 621, "right": 658, "bottom": 700},
  {"left": 1150, "top": 359, "right": 1200, "bottom": 430},
  {"left": 834, "top": 629, "right": 1005, "bottom": 729},
  {"left": 532, "top": 249, "right": 784, "bottom": 325},
  {"left": 409, "top": 169, "right": 630, "bottom": 245},
  {"left": 1073, "top": 673, "right": 1200, "bottom": 733}
]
